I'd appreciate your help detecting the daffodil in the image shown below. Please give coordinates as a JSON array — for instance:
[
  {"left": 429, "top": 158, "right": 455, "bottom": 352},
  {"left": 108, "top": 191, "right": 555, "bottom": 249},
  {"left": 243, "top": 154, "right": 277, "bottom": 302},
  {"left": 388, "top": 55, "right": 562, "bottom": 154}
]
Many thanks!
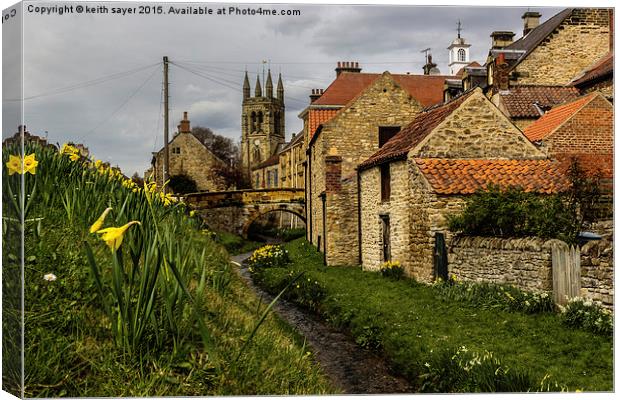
[
  {"left": 90, "top": 207, "right": 112, "bottom": 233},
  {"left": 96, "top": 221, "right": 141, "bottom": 252},
  {"left": 5, "top": 154, "right": 22, "bottom": 175},
  {"left": 22, "top": 153, "right": 38, "bottom": 175},
  {"left": 69, "top": 152, "right": 80, "bottom": 162}
]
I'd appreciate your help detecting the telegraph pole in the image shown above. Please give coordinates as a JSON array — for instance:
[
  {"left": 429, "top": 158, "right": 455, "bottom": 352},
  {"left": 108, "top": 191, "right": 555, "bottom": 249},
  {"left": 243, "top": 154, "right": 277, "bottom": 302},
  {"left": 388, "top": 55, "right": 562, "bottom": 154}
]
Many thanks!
[{"left": 163, "top": 56, "right": 170, "bottom": 193}]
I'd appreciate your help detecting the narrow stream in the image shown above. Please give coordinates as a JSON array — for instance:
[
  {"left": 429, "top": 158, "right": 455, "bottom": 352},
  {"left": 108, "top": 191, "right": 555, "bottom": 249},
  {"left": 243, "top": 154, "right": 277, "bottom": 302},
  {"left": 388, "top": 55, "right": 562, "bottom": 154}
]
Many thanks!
[{"left": 230, "top": 252, "right": 414, "bottom": 394}]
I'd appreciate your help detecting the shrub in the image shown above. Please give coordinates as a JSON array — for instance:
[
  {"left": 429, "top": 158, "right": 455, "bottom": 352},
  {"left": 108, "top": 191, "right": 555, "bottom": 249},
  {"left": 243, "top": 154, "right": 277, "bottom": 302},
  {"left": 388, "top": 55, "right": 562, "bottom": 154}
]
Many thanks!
[
  {"left": 447, "top": 185, "right": 579, "bottom": 242},
  {"left": 380, "top": 260, "right": 404, "bottom": 280},
  {"left": 251, "top": 268, "right": 325, "bottom": 312},
  {"left": 246, "top": 244, "right": 289, "bottom": 272},
  {"left": 560, "top": 298, "right": 613, "bottom": 337}
]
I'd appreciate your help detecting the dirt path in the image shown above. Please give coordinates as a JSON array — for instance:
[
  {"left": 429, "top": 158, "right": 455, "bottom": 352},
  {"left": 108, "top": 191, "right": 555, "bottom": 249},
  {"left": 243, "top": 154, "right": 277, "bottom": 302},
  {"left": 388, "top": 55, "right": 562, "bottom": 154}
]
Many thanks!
[{"left": 230, "top": 252, "right": 414, "bottom": 394}]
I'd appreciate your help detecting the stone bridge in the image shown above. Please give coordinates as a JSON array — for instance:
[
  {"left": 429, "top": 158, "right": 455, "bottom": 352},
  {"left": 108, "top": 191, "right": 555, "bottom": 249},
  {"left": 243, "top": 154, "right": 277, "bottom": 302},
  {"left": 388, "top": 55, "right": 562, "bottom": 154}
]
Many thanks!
[{"left": 185, "top": 188, "right": 305, "bottom": 237}]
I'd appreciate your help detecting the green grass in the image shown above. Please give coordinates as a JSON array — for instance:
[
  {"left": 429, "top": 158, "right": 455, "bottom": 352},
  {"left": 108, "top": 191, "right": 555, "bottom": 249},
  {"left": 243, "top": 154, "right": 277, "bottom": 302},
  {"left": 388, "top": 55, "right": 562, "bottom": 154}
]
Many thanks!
[
  {"left": 214, "top": 230, "right": 264, "bottom": 255},
  {"left": 4, "top": 143, "right": 334, "bottom": 396},
  {"left": 252, "top": 238, "right": 613, "bottom": 392}
]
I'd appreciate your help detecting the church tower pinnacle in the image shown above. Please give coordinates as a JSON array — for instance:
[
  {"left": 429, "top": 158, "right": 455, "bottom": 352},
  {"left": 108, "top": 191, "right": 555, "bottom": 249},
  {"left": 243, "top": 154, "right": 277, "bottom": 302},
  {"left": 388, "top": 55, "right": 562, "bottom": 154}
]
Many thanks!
[
  {"left": 254, "top": 75, "right": 262, "bottom": 97},
  {"left": 243, "top": 70, "right": 250, "bottom": 99},
  {"left": 277, "top": 73, "right": 284, "bottom": 100},
  {"left": 266, "top": 69, "right": 273, "bottom": 98}
]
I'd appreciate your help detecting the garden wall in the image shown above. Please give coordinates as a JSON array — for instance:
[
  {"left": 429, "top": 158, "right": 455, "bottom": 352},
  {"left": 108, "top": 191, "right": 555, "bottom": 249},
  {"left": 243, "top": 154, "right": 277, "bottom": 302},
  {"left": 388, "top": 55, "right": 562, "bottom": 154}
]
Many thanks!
[{"left": 448, "top": 236, "right": 613, "bottom": 310}]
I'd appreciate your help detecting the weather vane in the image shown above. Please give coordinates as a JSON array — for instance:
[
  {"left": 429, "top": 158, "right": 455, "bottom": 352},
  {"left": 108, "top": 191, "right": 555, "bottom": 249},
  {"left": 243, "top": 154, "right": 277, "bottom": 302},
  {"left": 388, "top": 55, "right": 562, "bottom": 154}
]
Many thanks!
[{"left": 457, "top": 20, "right": 462, "bottom": 38}]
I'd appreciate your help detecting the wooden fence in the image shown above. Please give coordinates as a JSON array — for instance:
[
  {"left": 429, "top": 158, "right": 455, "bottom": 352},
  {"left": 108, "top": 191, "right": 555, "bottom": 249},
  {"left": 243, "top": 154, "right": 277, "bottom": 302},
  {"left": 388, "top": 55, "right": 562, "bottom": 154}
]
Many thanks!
[{"left": 551, "top": 243, "right": 581, "bottom": 305}]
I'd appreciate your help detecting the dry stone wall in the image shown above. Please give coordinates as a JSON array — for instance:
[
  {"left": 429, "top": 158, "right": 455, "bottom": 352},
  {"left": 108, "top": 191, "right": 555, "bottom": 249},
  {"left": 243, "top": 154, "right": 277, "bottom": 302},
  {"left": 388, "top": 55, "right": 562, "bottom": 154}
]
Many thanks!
[{"left": 449, "top": 236, "right": 614, "bottom": 310}]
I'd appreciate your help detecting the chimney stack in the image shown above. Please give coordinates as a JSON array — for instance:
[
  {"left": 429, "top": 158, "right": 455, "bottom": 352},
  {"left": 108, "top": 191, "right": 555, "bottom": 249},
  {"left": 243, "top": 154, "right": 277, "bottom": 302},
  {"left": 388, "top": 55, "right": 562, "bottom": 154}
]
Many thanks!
[
  {"left": 490, "top": 31, "right": 515, "bottom": 49},
  {"left": 178, "top": 111, "right": 191, "bottom": 134},
  {"left": 521, "top": 11, "right": 541, "bottom": 36},
  {"left": 335, "top": 61, "right": 362, "bottom": 76},
  {"left": 309, "top": 88, "right": 324, "bottom": 103}
]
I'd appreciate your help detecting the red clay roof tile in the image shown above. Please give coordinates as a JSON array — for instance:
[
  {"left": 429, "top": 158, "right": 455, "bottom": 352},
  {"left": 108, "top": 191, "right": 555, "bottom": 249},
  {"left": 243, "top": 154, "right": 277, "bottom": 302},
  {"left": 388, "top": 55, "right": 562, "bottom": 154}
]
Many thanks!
[
  {"left": 312, "top": 72, "right": 451, "bottom": 108},
  {"left": 308, "top": 108, "right": 340, "bottom": 139},
  {"left": 415, "top": 158, "right": 570, "bottom": 195},
  {"left": 523, "top": 93, "right": 597, "bottom": 142}
]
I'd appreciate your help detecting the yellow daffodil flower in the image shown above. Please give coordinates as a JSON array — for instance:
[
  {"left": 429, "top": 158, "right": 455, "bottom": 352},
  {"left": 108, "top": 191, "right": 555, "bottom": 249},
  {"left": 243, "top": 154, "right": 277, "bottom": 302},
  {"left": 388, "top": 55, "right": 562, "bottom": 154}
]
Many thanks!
[
  {"left": 96, "top": 221, "right": 141, "bottom": 252},
  {"left": 189, "top": 210, "right": 196, "bottom": 217},
  {"left": 23, "top": 153, "right": 38, "bottom": 175},
  {"left": 69, "top": 153, "right": 80, "bottom": 162},
  {"left": 60, "top": 143, "right": 78, "bottom": 155},
  {"left": 5, "top": 155, "right": 22, "bottom": 175},
  {"left": 89, "top": 207, "right": 112, "bottom": 233},
  {"left": 94, "top": 160, "right": 102, "bottom": 168}
]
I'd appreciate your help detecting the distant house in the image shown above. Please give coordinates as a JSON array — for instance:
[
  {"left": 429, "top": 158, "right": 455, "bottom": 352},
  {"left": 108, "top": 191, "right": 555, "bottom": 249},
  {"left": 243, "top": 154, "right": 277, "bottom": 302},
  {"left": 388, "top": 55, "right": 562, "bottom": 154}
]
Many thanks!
[
  {"left": 149, "top": 112, "right": 227, "bottom": 192},
  {"left": 357, "top": 88, "right": 568, "bottom": 281},
  {"left": 523, "top": 92, "right": 613, "bottom": 182}
]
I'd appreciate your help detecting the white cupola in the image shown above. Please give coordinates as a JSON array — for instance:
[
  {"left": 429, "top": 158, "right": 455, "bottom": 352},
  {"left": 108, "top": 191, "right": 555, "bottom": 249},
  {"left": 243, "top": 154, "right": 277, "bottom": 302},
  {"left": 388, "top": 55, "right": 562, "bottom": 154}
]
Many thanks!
[{"left": 447, "top": 20, "right": 471, "bottom": 76}]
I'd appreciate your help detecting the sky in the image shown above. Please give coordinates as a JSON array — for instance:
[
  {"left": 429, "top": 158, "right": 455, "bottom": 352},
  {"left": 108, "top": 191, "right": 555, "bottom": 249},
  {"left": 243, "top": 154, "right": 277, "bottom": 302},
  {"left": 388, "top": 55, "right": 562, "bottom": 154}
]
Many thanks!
[{"left": 0, "top": 0, "right": 591, "bottom": 176}]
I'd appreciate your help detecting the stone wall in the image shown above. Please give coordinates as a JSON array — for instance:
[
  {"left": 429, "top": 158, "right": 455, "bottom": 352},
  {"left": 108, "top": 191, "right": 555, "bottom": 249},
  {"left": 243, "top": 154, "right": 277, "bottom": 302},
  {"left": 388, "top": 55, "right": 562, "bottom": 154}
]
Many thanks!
[
  {"left": 580, "top": 239, "right": 613, "bottom": 309},
  {"left": 449, "top": 236, "right": 614, "bottom": 310},
  {"left": 153, "top": 132, "right": 226, "bottom": 191},
  {"left": 415, "top": 91, "right": 543, "bottom": 159},
  {"left": 326, "top": 174, "right": 359, "bottom": 265},
  {"left": 360, "top": 160, "right": 411, "bottom": 272},
  {"left": 449, "top": 237, "right": 555, "bottom": 292},
  {"left": 513, "top": 9, "right": 611, "bottom": 85},
  {"left": 308, "top": 131, "right": 326, "bottom": 250}
]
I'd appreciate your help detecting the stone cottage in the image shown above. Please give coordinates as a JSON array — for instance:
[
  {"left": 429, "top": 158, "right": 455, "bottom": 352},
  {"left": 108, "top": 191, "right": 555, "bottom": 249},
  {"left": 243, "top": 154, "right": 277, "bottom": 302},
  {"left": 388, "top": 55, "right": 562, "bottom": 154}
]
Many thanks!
[
  {"left": 570, "top": 52, "right": 613, "bottom": 101},
  {"left": 150, "top": 112, "right": 227, "bottom": 192},
  {"left": 357, "top": 88, "right": 569, "bottom": 281},
  {"left": 304, "top": 68, "right": 450, "bottom": 265}
]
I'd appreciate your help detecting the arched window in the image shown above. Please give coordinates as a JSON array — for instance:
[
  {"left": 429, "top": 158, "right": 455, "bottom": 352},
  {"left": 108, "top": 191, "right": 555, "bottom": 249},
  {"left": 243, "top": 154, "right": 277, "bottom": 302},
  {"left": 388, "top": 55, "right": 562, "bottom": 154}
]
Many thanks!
[
  {"left": 250, "top": 111, "right": 256, "bottom": 132},
  {"left": 458, "top": 49, "right": 466, "bottom": 62},
  {"left": 257, "top": 111, "right": 263, "bottom": 131}
]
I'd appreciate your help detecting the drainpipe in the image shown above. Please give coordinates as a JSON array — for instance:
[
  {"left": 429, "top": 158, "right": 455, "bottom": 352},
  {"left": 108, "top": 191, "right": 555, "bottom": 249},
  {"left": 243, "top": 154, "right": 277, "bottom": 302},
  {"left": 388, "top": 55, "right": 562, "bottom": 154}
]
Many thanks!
[{"left": 357, "top": 168, "right": 362, "bottom": 265}]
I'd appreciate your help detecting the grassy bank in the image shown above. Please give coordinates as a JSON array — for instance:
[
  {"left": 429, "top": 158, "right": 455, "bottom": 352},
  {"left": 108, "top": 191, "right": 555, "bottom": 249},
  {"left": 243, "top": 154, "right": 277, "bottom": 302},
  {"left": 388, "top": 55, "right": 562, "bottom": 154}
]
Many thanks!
[
  {"left": 3, "top": 143, "right": 333, "bottom": 396},
  {"left": 252, "top": 239, "right": 613, "bottom": 392}
]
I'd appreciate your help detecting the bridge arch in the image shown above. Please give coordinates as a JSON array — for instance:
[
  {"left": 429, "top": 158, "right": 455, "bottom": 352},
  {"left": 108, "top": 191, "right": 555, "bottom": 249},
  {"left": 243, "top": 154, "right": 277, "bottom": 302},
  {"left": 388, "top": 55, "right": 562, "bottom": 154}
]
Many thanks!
[{"left": 241, "top": 204, "right": 306, "bottom": 237}]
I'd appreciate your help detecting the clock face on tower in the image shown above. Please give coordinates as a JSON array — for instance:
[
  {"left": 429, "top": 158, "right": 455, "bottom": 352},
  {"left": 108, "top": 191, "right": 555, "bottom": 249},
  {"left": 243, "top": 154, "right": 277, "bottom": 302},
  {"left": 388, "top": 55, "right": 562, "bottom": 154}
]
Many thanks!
[{"left": 254, "top": 139, "right": 260, "bottom": 146}]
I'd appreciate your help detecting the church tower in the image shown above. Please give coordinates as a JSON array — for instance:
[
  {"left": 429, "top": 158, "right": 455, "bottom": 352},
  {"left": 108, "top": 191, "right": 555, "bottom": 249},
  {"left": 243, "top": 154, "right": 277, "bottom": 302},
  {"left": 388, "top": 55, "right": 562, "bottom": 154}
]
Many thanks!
[
  {"left": 241, "top": 69, "right": 285, "bottom": 179},
  {"left": 447, "top": 20, "right": 471, "bottom": 76}
]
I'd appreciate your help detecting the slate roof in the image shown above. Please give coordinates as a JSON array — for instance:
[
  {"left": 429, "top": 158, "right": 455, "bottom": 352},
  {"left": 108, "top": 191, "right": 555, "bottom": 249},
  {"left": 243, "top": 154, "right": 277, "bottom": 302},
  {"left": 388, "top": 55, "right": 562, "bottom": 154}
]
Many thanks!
[
  {"left": 312, "top": 71, "right": 451, "bottom": 108},
  {"left": 498, "top": 85, "right": 581, "bottom": 118},
  {"left": 523, "top": 93, "right": 597, "bottom": 142},
  {"left": 358, "top": 90, "right": 475, "bottom": 170},
  {"left": 456, "top": 61, "right": 482, "bottom": 77},
  {"left": 504, "top": 8, "right": 574, "bottom": 68},
  {"left": 571, "top": 52, "right": 614, "bottom": 86},
  {"left": 415, "top": 158, "right": 570, "bottom": 195}
]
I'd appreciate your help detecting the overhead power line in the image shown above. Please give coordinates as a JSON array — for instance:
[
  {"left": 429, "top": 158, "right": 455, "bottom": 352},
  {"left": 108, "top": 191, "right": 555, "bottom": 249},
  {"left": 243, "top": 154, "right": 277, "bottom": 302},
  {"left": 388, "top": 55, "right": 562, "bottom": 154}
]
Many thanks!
[{"left": 6, "top": 62, "right": 161, "bottom": 102}]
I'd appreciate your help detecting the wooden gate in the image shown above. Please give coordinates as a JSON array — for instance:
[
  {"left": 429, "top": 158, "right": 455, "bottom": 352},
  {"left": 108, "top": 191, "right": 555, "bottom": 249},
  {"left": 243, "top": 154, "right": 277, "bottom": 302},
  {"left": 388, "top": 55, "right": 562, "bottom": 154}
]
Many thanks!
[
  {"left": 552, "top": 243, "right": 581, "bottom": 305},
  {"left": 434, "top": 232, "right": 448, "bottom": 281}
]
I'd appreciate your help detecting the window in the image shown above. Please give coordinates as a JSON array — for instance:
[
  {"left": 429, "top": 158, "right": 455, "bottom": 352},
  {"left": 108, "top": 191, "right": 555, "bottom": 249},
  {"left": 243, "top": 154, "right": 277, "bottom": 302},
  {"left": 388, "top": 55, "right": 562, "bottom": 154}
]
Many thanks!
[
  {"left": 274, "top": 169, "right": 279, "bottom": 184},
  {"left": 381, "top": 164, "right": 391, "bottom": 202},
  {"left": 458, "top": 48, "right": 466, "bottom": 62},
  {"left": 267, "top": 171, "right": 272, "bottom": 188},
  {"left": 378, "top": 126, "right": 401, "bottom": 148},
  {"left": 255, "top": 173, "right": 259, "bottom": 188},
  {"left": 172, "top": 147, "right": 181, "bottom": 154}
]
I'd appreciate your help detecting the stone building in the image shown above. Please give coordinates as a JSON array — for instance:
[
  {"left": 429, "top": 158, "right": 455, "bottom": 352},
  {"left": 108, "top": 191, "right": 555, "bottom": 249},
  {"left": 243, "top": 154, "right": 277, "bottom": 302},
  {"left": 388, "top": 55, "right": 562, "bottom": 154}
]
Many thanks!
[
  {"left": 240, "top": 70, "right": 285, "bottom": 181},
  {"left": 485, "top": 8, "right": 612, "bottom": 127},
  {"left": 357, "top": 88, "right": 569, "bottom": 281},
  {"left": 251, "top": 152, "right": 281, "bottom": 189},
  {"left": 150, "top": 112, "right": 227, "bottom": 191},
  {"left": 278, "top": 131, "right": 305, "bottom": 188},
  {"left": 304, "top": 65, "right": 451, "bottom": 265},
  {"left": 523, "top": 92, "right": 614, "bottom": 183}
]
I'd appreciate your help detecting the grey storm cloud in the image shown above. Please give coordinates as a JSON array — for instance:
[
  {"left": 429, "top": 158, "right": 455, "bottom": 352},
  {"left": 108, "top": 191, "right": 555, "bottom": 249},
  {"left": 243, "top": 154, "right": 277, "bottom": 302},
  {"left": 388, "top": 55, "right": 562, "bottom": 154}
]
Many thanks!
[{"left": 3, "top": 1, "right": 565, "bottom": 175}]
